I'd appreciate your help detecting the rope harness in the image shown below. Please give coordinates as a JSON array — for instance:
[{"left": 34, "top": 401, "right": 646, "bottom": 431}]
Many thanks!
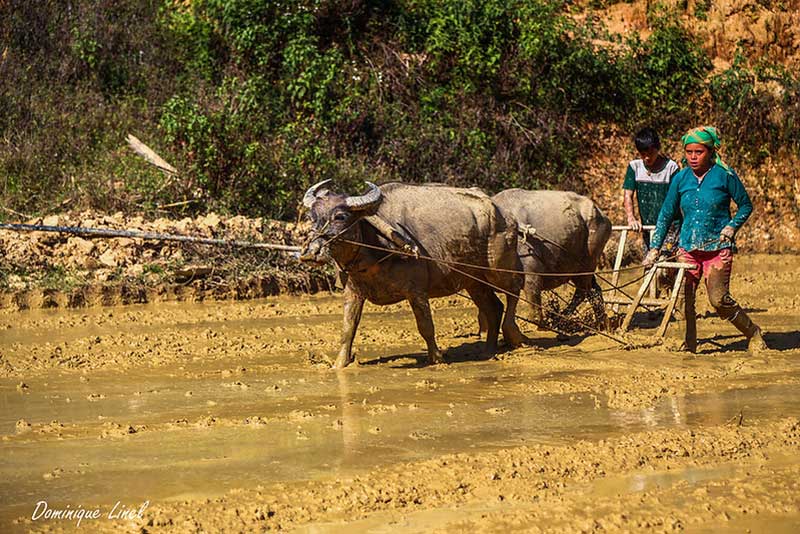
[
  {"left": 4, "top": 219, "right": 718, "bottom": 348},
  {"left": 0, "top": 223, "right": 302, "bottom": 252}
]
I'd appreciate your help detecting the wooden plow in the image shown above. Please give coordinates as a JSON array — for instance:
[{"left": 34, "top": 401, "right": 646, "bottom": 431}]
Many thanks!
[{"left": 605, "top": 225, "right": 695, "bottom": 338}]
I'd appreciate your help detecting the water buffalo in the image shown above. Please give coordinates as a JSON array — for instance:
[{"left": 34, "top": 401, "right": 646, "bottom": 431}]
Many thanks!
[
  {"left": 491, "top": 189, "right": 612, "bottom": 330},
  {"left": 300, "top": 181, "right": 526, "bottom": 368}
]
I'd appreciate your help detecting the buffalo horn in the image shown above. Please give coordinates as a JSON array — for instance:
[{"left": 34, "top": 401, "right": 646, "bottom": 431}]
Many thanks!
[
  {"left": 302, "top": 179, "right": 333, "bottom": 208},
  {"left": 345, "top": 181, "right": 382, "bottom": 210}
]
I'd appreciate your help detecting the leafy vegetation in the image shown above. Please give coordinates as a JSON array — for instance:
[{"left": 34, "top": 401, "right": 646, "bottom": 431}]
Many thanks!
[{"left": 1, "top": 0, "right": 797, "bottom": 221}]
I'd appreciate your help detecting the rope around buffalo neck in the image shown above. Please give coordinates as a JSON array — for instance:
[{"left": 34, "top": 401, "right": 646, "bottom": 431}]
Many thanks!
[{"left": 337, "top": 237, "right": 719, "bottom": 278}]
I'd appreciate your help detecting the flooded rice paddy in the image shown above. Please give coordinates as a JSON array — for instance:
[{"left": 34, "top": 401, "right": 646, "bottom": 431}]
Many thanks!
[{"left": 1, "top": 254, "right": 798, "bottom": 532}]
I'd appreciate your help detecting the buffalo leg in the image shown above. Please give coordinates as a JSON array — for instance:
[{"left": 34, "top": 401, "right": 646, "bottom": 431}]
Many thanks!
[
  {"left": 334, "top": 284, "right": 365, "bottom": 369},
  {"left": 525, "top": 275, "right": 545, "bottom": 328},
  {"left": 589, "top": 276, "right": 609, "bottom": 331},
  {"left": 466, "top": 286, "right": 502, "bottom": 353},
  {"left": 502, "top": 281, "right": 527, "bottom": 347},
  {"left": 563, "top": 277, "right": 590, "bottom": 317},
  {"left": 408, "top": 295, "right": 444, "bottom": 365},
  {"left": 477, "top": 311, "right": 488, "bottom": 338}
]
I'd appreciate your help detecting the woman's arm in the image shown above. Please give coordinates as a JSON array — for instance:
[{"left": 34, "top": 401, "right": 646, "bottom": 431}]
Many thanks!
[{"left": 726, "top": 170, "right": 753, "bottom": 230}]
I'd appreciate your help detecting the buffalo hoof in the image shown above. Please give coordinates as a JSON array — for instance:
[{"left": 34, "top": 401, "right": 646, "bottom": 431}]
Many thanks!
[
  {"left": 332, "top": 356, "right": 356, "bottom": 369},
  {"left": 428, "top": 350, "right": 445, "bottom": 365},
  {"left": 504, "top": 331, "right": 529, "bottom": 348}
]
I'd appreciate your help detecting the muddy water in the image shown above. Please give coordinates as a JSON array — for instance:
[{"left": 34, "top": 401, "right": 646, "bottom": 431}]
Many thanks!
[{"left": 1, "top": 254, "right": 799, "bottom": 532}]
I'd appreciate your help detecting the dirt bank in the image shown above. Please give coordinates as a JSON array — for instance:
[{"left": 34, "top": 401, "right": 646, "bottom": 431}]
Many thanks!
[
  {"left": 0, "top": 211, "right": 335, "bottom": 310},
  {"left": 597, "top": 0, "right": 800, "bottom": 71},
  {"left": 1, "top": 254, "right": 798, "bottom": 532}
]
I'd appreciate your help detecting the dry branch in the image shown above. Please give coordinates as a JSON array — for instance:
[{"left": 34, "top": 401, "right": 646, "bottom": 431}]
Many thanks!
[{"left": 126, "top": 134, "right": 178, "bottom": 176}]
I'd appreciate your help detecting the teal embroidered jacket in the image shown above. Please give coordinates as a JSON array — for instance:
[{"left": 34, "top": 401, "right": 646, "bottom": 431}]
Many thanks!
[{"left": 650, "top": 164, "right": 753, "bottom": 252}]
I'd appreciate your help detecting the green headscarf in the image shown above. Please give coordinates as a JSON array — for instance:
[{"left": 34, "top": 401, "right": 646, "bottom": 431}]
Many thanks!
[{"left": 681, "top": 126, "right": 730, "bottom": 172}]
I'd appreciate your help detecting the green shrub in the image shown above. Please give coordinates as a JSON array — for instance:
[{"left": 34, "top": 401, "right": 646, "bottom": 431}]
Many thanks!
[
  {"left": 624, "top": 10, "right": 712, "bottom": 121},
  {"left": 0, "top": 0, "right": 795, "bottom": 222}
]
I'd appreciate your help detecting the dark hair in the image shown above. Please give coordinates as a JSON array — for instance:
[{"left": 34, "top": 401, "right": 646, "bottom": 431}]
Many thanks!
[{"left": 634, "top": 127, "right": 661, "bottom": 151}]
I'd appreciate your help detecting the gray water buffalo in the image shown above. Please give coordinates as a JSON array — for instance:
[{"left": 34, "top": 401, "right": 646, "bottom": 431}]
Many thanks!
[
  {"left": 492, "top": 189, "right": 612, "bottom": 330},
  {"left": 300, "top": 181, "right": 526, "bottom": 368}
]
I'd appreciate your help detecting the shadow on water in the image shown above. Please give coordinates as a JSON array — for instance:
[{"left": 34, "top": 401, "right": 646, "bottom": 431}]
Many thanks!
[
  {"left": 626, "top": 306, "right": 770, "bottom": 332},
  {"left": 360, "top": 334, "right": 590, "bottom": 368},
  {"left": 361, "top": 340, "right": 496, "bottom": 367}
]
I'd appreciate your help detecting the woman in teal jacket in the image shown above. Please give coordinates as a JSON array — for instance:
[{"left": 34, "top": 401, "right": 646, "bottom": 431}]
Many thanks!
[{"left": 645, "top": 126, "right": 766, "bottom": 354}]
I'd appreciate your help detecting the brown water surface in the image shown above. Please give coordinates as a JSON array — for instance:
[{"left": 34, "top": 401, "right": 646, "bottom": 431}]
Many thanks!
[{"left": 1, "top": 254, "right": 798, "bottom": 532}]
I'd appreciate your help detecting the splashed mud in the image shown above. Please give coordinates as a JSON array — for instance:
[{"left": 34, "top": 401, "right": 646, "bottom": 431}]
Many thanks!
[{"left": 1, "top": 254, "right": 798, "bottom": 532}]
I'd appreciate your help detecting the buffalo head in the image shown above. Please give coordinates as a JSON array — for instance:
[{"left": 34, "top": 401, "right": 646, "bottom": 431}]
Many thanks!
[{"left": 299, "top": 180, "right": 382, "bottom": 264}]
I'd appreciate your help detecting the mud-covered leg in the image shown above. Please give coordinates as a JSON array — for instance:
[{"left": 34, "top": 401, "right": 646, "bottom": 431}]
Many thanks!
[
  {"left": 477, "top": 311, "right": 488, "bottom": 338},
  {"left": 334, "top": 284, "right": 365, "bottom": 369},
  {"left": 706, "top": 257, "right": 766, "bottom": 353},
  {"left": 408, "top": 295, "right": 444, "bottom": 365},
  {"left": 589, "top": 277, "right": 609, "bottom": 331},
  {"left": 525, "top": 275, "right": 545, "bottom": 329},
  {"left": 683, "top": 278, "right": 697, "bottom": 353},
  {"left": 466, "top": 286, "right": 502, "bottom": 354},
  {"left": 563, "top": 274, "right": 594, "bottom": 317}
]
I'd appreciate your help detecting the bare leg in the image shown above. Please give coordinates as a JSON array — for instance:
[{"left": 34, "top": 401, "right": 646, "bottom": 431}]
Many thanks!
[
  {"left": 706, "top": 254, "right": 766, "bottom": 353},
  {"left": 466, "top": 286, "right": 502, "bottom": 354},
  {"left": 683, "top": 278, "right": 697, "bottom": 353},
  {"left": 334, "top": 284, "right": 365, "bottom": 369},
  {"left": 408, "top": 295, "right": 444, "bottom": 365}
]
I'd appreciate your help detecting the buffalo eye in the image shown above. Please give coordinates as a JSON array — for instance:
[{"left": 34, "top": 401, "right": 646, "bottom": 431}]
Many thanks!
[{"left": 333, "top": 211, "right": 348, "bottom": 222}]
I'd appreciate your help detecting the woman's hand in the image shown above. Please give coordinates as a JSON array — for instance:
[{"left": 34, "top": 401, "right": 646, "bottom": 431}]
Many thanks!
[
  {"left": 643, "top": 248, "right": 660, "bottom": 266},
  {"left": 720, "top": 225, "right": 736, "bottom": 244}
]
